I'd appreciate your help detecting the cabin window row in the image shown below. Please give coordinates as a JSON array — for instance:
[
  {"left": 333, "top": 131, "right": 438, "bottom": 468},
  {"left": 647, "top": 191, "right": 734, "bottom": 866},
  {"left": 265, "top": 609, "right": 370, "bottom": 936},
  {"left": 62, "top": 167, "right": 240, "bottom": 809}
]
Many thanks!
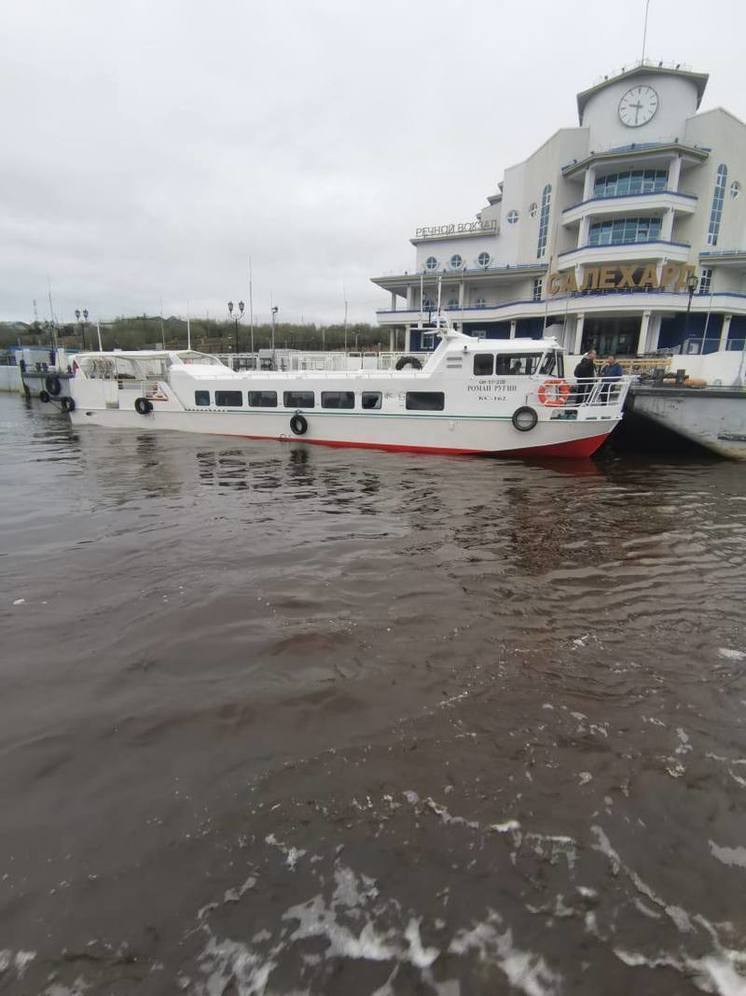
[
  {"left": 472, "top": 352, "right": 563, "bottom": 377},
  {"left": 194, "top": 390, "right": 446, "bottom": 412},
  {"left": 195, "top": 390, "right": 384, "bottom": 410}
]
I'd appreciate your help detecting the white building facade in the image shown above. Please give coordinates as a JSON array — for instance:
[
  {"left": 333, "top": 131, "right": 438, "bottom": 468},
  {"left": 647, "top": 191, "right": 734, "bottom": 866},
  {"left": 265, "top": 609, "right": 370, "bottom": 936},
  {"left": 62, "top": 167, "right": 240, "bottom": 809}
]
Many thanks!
[{"left": 371, "top": 62, "right": 746, "bottom": 368}]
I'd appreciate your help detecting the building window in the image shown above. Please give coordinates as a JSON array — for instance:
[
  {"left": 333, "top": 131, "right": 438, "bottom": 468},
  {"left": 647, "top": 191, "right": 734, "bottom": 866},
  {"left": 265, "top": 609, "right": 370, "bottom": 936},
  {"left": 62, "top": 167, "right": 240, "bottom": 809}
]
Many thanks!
[
  {"left": 247, "top": 391, "right": 277, "bottom": 407},
  {"left": 450, "top": 254, "right": 463, "bottom": 269},
  {"left": 537, "top": 185, "right": 551, "bottom": 258},
  {"left": 425, "top": 256, "right": 438, "bottom": 270},
  {"left": 477, "top": 251, "right": 491, "bottom": 268},
  {"left": 473, "top": 296, "right": 486, "bottom": 307},
  {"left": 532, "top": 278, "right": 543, "bottom": 302},
  {"left": 283, "top": 391, "right": 314, "bottom": 408},
  {"left": 473, "top": 354, "right": 494, "bottom": 376},
  {"left": 422, "top": 296, "right": 435, "bottom": 311},
  {"left": 588, "top": 216, "right": 662, "bottom": 246},
  {"left": 215, "top": 390, "right": 243, "bottom": 406},
  {"left": 361, "top": 392, "right": 382, "bottom": 410},
  {"left": 194, "top": 390, "right": 210, "bottom": 406},
  {"left": 698, "top": 268, "right": 713, "bottom": 295},
  {"left": 406, "top": 392, "right": 445, "bottom": 411},
  {"left": 321, "top": 391, "right": 354, "bottom": 409},
  {"left": 593, "top": 169, "right": 667, "bottom": 198},
  {"left": 731, "top": 180, "right": 742, "bottom": 199},
  {"left": 506, "top": 209, "right": 519, "bottom": 224},
  {"left": 529, "top": 202, "right": 538, "bottom": 218},
  {"left": 446, "top": 297, "right": 459, "bottom": 309},
  {"left": 707, "top": 164, "right": 728, "bottom": 246}
]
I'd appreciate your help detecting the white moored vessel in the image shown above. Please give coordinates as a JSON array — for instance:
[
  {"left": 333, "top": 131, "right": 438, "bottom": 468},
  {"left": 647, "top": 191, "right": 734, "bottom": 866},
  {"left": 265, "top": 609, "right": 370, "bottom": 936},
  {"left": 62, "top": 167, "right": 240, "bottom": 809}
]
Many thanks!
[{"left": 66, "top": 322, "right": 631, "bottom": 459}]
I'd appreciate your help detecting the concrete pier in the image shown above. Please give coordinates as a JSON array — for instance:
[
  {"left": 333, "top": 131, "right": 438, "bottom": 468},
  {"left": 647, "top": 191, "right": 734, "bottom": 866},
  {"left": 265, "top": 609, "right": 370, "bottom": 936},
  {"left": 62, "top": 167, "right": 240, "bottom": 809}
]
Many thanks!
[{"left": 625, "top": 384, "right": 746, "bottom": 459}]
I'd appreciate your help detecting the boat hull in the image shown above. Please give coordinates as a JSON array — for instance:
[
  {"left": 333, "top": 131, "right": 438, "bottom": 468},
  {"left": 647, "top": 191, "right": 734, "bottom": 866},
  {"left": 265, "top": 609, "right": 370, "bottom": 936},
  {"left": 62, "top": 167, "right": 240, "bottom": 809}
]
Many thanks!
[{"left": 69, "top": 407, "right": 617, "bottom": 458}]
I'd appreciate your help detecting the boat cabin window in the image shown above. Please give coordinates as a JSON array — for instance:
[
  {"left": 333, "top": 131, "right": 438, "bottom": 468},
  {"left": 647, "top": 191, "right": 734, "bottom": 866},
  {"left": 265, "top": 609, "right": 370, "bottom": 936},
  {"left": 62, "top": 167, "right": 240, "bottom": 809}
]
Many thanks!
[
  {"left": 178, "top": 351, "right": 225, "bottom": 366},
  {"left": 495, "top": 353, "right": 539, "bottom": 376},
  {"left": 473, "top": 354, "right": 494, "bottom": 376},
  {"left": 195, "top": 390, "right": 210, "bottom": 406},
  {"left": 539, "top": 351, "right": 564, "bottom": 377},
  {"left": 284, "top": 391, "right": 315, "bottom": 408},
  {"left": 361, "top": 392, "right": 382, "bottom": 410},
  {"left": 406, "top": 391, "right": 445, "bottom": 411},
  {"left": 321, "top": 391, "right": 354, "bottom": 409},
  {"left": 215, "top": 390, "right": 243, "bottom": 407},
  {"left": 247, "top": 391, "right": 277, "bottom": 407}
]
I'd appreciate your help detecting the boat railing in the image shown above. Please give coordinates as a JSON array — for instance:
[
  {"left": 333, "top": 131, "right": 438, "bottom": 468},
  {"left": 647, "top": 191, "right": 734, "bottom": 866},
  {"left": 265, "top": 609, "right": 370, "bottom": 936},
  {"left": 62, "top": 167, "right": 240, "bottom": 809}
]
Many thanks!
[{"left": 527, "top": 376, "right": 634, "bottom": 412}]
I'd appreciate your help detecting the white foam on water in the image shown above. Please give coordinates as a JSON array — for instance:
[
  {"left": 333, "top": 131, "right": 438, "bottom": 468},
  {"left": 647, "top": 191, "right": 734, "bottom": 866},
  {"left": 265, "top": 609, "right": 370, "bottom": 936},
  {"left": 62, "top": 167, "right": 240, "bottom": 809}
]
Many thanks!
[
  {"left": 0, "top": 950, "right": 10, "bottom": 973},
  {"left": 449, "top": 912, "right": 562, "bottom": 996},
  {"left": 614, "top": 948, "right": 746, "bottom": 996},
  {"left": 676, "top": 728, "right": 693, "bottom": 755},
  {"left": 578, "top": 772, "right": 593, "bottom": 786},
  {"left": 264, "top": 833, "right": 306, "bottom": 871},
  {"left": 709, "top": 842, "right": 746, "bottom": 869},
  {"left": 425, "top": 797, "right": 480, "bottom": 831},
  {"left": 42, "top": 980, "right": 91, "bottom": 996},
  {"left": 12, "top": 598, "right": 25, "bottom": 606},
  {"left": 718, "top": 649, "right": 746, "bottom": 662},
  {"left": 224, "top": 875, "right": 257, "bottom": 904},
  {"left": 199, "top": 936, "right": 278, "bottom": 996}
]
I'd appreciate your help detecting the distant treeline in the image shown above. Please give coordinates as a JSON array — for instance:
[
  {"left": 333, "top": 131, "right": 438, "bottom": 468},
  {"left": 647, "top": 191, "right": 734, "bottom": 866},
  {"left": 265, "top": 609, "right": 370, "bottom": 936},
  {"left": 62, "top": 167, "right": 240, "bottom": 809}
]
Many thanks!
[{"left": 0, "top": 316, "right": 390, "bottom": 353}]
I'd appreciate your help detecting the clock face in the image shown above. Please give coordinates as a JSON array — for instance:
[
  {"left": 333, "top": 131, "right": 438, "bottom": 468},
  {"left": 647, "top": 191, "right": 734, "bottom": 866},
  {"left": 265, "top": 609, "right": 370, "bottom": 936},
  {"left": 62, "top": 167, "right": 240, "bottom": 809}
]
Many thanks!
[{"left": 618, "top": 85, "right": 659, "bottom": 127}]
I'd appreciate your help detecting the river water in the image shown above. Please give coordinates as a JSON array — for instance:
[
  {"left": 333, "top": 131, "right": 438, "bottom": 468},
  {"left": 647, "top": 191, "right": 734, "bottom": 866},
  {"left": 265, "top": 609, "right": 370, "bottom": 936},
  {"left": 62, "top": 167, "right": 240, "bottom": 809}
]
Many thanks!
[{"left": 1, "top": 392, "right": 746, "bottom": 996}]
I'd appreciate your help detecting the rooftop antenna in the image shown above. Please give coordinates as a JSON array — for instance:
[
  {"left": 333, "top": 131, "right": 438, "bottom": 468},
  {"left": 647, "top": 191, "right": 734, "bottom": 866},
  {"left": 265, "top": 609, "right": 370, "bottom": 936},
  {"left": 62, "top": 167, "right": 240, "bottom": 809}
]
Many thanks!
[
  {"left": 186, "top": 301, "right": 192, "bottom": 350},
  {"left": 343, "top": 286, "right": 349, "bottom": 352},
  {"left": 248, "top": 256, "right": 255, "bottom": 354},
  {"left": 640, "top": 0, "right": 651, "bottom": 63}
]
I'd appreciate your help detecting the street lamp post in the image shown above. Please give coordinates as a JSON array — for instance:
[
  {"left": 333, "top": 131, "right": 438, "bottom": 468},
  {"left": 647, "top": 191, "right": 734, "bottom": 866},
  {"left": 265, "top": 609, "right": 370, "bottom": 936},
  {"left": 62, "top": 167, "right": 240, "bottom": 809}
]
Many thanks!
[
  {"left": 74, "top": 308, "right": 89, "bottom": 350},
  {"left": 227, "top": 300, "right": 245, "bottom": 356},
  {"left": 271, "top": 306, "right": 278, "bottom": 352},
  {"left": 685, "top": 272, "right": 699, "bottom": 349}
]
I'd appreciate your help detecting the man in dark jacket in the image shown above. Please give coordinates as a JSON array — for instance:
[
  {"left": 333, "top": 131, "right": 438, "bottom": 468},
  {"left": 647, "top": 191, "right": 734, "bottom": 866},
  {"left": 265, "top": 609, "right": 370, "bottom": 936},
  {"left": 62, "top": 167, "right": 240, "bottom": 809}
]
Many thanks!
[
  {"left": 599, "top": 354, "right": 624, "bottom": 401},
  {"left": 574, "top": 350, "right": 596, "bottom": 403}
]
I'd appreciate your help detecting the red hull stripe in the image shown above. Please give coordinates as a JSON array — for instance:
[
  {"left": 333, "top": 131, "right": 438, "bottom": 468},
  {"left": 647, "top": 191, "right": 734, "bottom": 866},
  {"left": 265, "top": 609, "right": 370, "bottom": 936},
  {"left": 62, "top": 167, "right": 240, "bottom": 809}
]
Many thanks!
[{"left": 232, "top": 431, "right": 611, "bottom": 459}]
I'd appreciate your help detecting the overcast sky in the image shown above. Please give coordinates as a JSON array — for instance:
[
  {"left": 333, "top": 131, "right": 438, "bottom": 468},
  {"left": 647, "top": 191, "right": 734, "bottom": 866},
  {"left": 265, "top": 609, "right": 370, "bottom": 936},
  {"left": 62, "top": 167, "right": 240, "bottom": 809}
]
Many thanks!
[{"left": 1, "top": 0, "right": 744, "bottom": 327}]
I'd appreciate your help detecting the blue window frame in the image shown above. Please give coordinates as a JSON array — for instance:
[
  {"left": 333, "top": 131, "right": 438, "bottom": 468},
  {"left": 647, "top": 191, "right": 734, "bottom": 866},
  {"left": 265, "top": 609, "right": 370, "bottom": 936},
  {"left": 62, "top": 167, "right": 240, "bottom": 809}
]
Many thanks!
[
  {"left": 707, "top": 164, "right": 727, "bottom": 247},
  {"left": 588, "top": 216, "right": 662, "bottom": 246},
  {"left": 593, "top": 169, "right": 667, "bottom": 197},
  {"left": 537, "top": 185, "right": 551, "bottom": 258}
]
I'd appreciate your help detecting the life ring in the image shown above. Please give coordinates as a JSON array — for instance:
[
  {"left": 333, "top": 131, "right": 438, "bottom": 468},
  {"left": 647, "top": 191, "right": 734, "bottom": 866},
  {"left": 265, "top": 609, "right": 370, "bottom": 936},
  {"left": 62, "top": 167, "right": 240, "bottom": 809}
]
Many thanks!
[
  {"left": 39, "top": 390, "right": 50, "bottom": 403},
  {"left": 537, "top": 378, "right": 570, "bottom": 408},
  {"left": 61, "top": 397, "right": 76, "bottom": 413},
  {"left": 395, "top": 355, "right": 423, "bottom": 371},
  {"left": 134, "top": 397, "right": 153, "bottom": 415},
  {"left": 512, "top": 406, "right": 538, "bottom": 432},
  {"left": 290, "top": 412, "right": 308, "bottom": 436},
  {"left": 45, "top": 375, "right": 62, "bottom": 396}
]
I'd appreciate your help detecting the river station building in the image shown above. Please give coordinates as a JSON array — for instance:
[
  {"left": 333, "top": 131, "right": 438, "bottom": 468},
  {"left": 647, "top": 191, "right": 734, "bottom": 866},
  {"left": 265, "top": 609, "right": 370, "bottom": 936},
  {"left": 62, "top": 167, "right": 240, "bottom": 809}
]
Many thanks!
[{"left": 371, "top": 61, "right": 746, "bottom": 359}]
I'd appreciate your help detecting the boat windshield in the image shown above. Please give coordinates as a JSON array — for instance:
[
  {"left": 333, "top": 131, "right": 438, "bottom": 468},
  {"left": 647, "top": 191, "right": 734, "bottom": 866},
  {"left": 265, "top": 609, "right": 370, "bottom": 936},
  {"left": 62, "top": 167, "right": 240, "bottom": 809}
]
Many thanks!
[
  {"left": 78, "top": 354, "right": 171, "bottom": 380},
  {"left": 175, "top": 351, "right": 227, "bottom": 366}
]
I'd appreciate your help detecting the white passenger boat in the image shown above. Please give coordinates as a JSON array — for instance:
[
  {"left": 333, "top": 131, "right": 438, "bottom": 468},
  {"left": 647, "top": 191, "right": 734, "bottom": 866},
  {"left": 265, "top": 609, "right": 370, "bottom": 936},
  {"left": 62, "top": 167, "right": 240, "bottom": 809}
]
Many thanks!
[{"left": 65, "top": 322, "right": 632, "bottom": 458}]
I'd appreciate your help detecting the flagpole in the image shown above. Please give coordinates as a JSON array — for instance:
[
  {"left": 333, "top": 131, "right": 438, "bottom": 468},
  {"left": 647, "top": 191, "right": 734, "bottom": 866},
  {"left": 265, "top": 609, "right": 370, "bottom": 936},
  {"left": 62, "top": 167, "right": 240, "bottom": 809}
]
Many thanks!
[{"left": 96, "top": 320, "right": 103, "bottom": 352}]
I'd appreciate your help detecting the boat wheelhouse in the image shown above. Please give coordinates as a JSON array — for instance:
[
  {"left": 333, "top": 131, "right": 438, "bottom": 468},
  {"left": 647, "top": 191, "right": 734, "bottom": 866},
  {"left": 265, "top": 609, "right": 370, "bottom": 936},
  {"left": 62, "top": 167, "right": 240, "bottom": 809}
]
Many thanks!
[{"left": 64, "top": 326, "right": 631, "bottom": 459}]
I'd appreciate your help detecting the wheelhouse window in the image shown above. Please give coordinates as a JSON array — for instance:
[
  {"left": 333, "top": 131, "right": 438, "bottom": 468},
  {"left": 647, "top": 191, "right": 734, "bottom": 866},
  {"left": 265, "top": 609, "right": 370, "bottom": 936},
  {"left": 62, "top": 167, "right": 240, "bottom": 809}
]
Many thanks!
[
  {"left": 361, "top": 392, "right": 382, "bottom": 410},
  {"left": 284, "top": 391, "right": 314, "bottom": 408},
  {"left": 406, "top": 392, "right": 445, "bottom": 411},
  {"left": 588, "top": 216, "right": 662, "bottom": 246},
  {"left": 194, "top": 390, "right": 210, "bottom": 406},
  {"left": 247, "top": 391, "right": 277, "bottom": 407},
  {"left": 473, "top": 353, "right": 494, "bottom": 376},
  {"left": 215, "top": 390, "right": 243, "bottom": 406},
  {"left": 321, "top": 391, "right": 354, "bottom": 409},
  {"left": 495, "top": 354, "right": 539, "bottom": 375},
  {"left": 539, "top": 351, "right": 563, "bottom": 376}
]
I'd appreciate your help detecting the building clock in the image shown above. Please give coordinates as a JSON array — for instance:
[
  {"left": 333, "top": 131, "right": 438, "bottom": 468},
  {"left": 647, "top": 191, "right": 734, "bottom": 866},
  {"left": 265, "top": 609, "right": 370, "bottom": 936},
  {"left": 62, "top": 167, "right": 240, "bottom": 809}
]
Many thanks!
[{"left": 618, "top": 85, "right": 659, "bottom": 127}]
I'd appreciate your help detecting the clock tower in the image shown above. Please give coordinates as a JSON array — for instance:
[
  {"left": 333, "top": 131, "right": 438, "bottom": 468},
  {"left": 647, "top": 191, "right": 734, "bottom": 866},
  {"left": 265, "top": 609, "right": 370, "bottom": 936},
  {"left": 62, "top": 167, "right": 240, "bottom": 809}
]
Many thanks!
[{"left": 577, "top": 64, "right": 708, "bottom": 150}]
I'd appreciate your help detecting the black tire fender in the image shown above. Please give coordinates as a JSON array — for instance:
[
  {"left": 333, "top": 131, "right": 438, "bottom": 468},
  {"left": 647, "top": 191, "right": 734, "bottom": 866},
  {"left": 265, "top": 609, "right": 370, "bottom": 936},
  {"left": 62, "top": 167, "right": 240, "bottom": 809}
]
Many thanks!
[
  {"left": 135, "top": 397, "right": 153, "bottom": 415},
  {"left": 61, "top": 397, "right": 76, "bottom": 413},
  {"left": 290, "top": 412, "right": 308, "bottom": 436},
  {"left": 512, "top": 406, "right": 538, "bottom": 432},
  {"left": 395, "top": 355, "right": 423, "bottom": 371},
  {"left": 39, "top": 390, "right": 50, "bottom": 403},
  {"left": 45, "top": 375, "right": 62, "bottom": 396}
]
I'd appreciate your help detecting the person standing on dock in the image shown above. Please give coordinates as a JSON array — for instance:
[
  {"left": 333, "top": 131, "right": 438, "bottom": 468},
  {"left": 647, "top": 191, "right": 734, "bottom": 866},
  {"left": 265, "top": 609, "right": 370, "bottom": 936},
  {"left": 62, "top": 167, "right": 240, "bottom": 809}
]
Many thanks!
[{"left": 574, "top": 350, "right": 597, "bottom": 403}]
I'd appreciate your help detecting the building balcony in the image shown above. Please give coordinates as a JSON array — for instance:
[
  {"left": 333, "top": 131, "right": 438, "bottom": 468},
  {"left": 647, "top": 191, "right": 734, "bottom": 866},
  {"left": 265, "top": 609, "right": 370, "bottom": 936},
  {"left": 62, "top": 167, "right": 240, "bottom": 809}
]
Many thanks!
[
  {"left": 561, "top": 142, "right": 709, "bottom": 179},
  {"left": 370, "top": 261, "right": 548, "bottom": 294},
  {"left": 699, "top": 249, "right": 746, "bottom": 269},
  {"left": 561, "top": 190, "right": 697, "bottom": 226},
  {"left": 556, "top": 239, "right": 691, "bottom": 269}
]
